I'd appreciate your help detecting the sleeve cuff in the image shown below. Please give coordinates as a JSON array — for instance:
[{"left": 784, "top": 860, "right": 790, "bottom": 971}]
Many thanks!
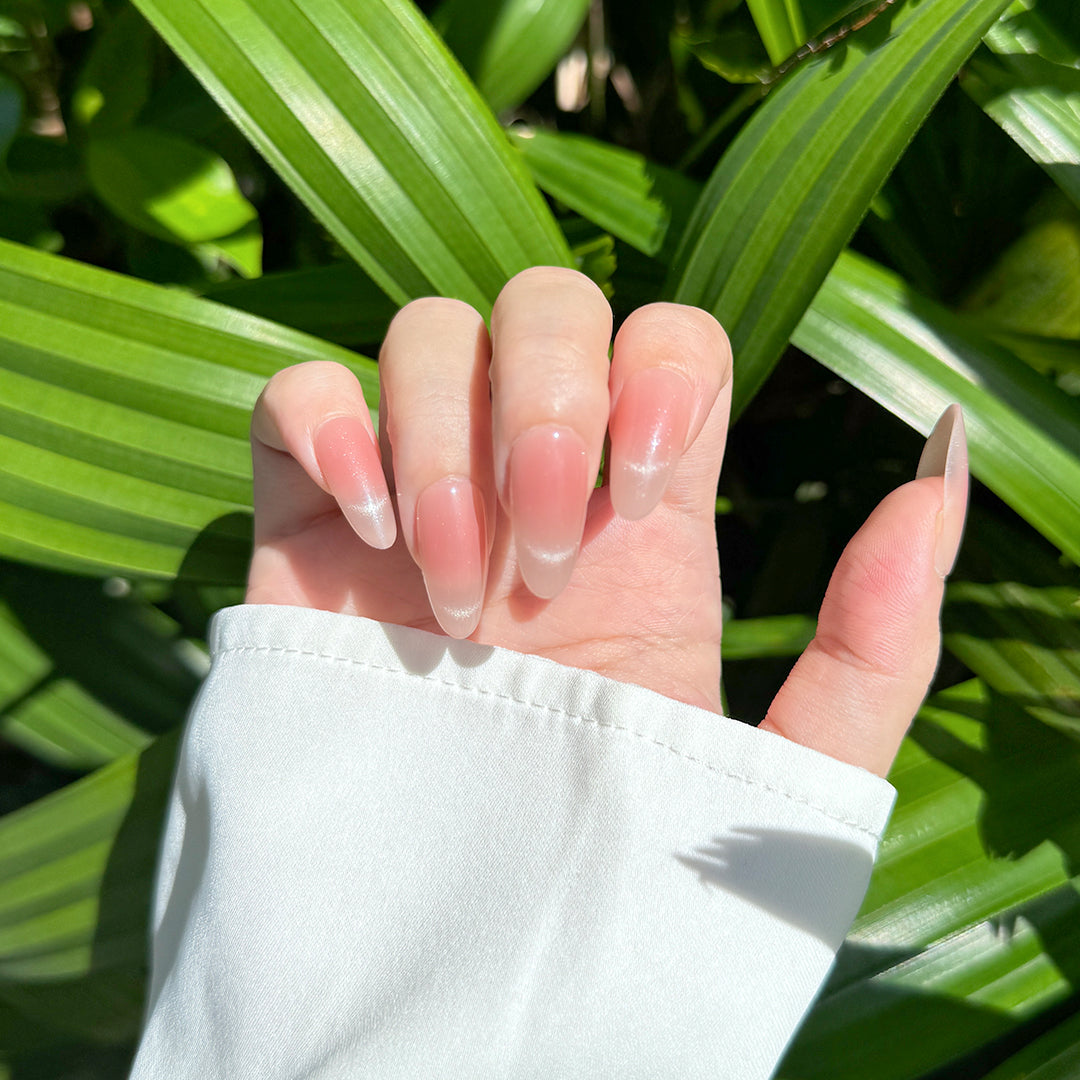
[{"left": 133, "top": 603, "right": 895, "bottom": 1080}]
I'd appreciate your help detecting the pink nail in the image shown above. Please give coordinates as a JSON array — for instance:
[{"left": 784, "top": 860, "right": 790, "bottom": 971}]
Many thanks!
[
  {"left": 915, "top": 404, "right": 969, "bottom": 578},
  {"left": 509, "top": 425, "right": 590, "bottom": 599},
  {"left": 610, "top": 368, "right": 694, "bottom": 520},
  {"left": 313, "top": 415, "right": 396, "bottom": 550},
  {"left": 416, "top": 477, "right": 487, "bottom": 639}
]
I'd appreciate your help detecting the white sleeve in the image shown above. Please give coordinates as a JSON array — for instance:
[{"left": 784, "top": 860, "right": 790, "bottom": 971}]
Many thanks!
[{"left": 130, "top": 603, "right": 894, "bottom": 1080}]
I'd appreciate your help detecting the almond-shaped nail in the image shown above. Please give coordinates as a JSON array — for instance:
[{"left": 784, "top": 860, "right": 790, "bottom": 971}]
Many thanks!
[
  {"left": 610, "top": 367, "right": 694, "bottom": 520},
  {"left": 915, "top": 404, "right": 969, "bottom": 578},
  {"left": 416, "top": 477, "right": 487, "bottom": 639},
  {"left": 509, "top": 425, "right": 590, "bottom": 600},
  {"left": 313, "top": 415, "right": 396, "bottom": 550}
]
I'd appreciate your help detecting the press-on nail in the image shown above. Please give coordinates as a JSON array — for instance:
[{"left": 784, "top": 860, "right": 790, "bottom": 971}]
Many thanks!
[
  {"left": 509, "top": 425, "right": 590, "bottom": 599},
  {"left": 416, "top": 477, "right": 486, "bottom": 639},
  {"left": 314, "top": 415, "right": 396, "bottom": 549},
  {"left": 610, "top": 367, "right": 694, "bottom": 520},
  {"left": 916, "top": 404, "right": 969, "bottom": 578}
]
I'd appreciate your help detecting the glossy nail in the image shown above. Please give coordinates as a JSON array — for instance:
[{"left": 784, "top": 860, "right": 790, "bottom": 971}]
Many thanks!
[
  {"left": 313, "top": 415, "right": 396, "bottom": 549},
  {"left": 416, "top": 477, "right": 487, "bottom": 639},
  {"left": 509, "top": 425, "right": 590, "bottom": 599},
  {"left": 916, "top": 404, "right": 969, "bottom": 578},
  {"left": 610, "top": 367, "right": 694, "bottom": 520}
]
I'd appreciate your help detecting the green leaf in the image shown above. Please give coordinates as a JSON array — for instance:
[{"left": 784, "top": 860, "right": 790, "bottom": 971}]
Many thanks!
[
  {"left": 962, "top": 0, "right": 1080, "bottom": 209},
  {"left": 206, "top": 262, "right": 397, "bottom": 346},
  {"left": 961, "top": 197, "right": 1080, "bottom": 338},
  {"left": 781, "top": 679, "right": 1080, "bottom": 1079},
  {"left": 980, "top": 1007, "right": 1080, "bottom": 1078},
  {"left": 0, "top": 732, "right": 178, "bottom": 1043},
  {"left": 669, "top": 0, "right": 1013, "bottom": 418},
  {"left": 129, "top": 0, "right": 571, "bottom": 313},
  {"left": 0, "top": 595, "right": 151, "bottom": 770},
  {"left": 434, "top": 0, "right": 590, "bottom": 115},
  {"left": 946, "top": 580, "right": 1080, "bottom": 738},
  {"left": 792, "top": 249, "right": 1080, "bottom": 567},
  {"left": 678, "top": 12, "right": 774, "bottom": 85},
  {"left": 721, "top": 614, "right": 816, "bottom": 659},
  {"left": 745, "top": 0, "right": 808, "bottom": 64},
  {"left": 72, "top": 6, "right": 155, "bottom": 133},
  {"left": 508, "top": 127, "right": 700, "bottom": 259},
  {"left": 86, "top": 127, "right": 258, "bottom": 245},
  {"left": 941, "top": 521, "right": 1080, "bottom": 740},
  {"left": 198, "top": 218, "right": 263, "bottom": 279},
  {"left": 0, "top": 238, "right": 377, "bottom": 580},
  {"left": 0, "top": 562, "right": 204, "bottom": 769}
]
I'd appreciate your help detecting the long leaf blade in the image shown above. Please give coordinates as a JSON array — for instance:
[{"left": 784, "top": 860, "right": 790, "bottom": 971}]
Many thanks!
[
  {"left": 669, "top": 0, "right": 1013, "bottom": 418},
  {"left": 962, "top": 0, "right": 1080, "bottom": 209},
  {"left": 782, "top": 679, "right": 1080, "bottom": 1079},
  {"left": 508, "top": 127, "right": 700, "bottom": 259},
  {"left": 0, "top": 238, "right": 376, "bottom": 580},
  {"left": 792, "top": 249, "right": 1080, "bottom": 565},
  {"left": 0, "top": 733, "right": 177, "bottom": 1044},
  {"left": 435, "top": 0, "right": 590, "bottom": 115},
  {"left": 129, "top": 0, "right": 571, "bottom": 312}
]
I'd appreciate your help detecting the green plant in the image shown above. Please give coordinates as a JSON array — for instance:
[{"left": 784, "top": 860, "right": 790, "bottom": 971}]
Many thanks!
[{"left": 0, "top": 0, "right": 1078, "bottom": 1075}]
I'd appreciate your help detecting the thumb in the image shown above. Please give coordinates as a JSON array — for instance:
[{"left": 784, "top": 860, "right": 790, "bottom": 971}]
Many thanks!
[{"left": 758, "top": 406, "right": 968, "bottom": 777}]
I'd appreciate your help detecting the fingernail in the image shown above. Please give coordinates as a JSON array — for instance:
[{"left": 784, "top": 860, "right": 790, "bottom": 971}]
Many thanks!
[
  {"left": 314, "top": 415, "right": 396, "bottom": 550},
  {"left": 916, "top": 404, "right": 969, "bottom": 578},
  {"left": 509, "top": 425, "right": 590, "bottom": 599},
  {"left": 610, "top": 367, "right": 694, "bottom": 520},
  {"left": 416, "top": 477, "right": 487, "bottom": 639}
]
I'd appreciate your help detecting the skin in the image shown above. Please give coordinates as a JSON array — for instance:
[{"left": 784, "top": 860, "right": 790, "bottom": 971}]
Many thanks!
[{"left": 246, "top": 267, "right": 966, "bottom": 778}]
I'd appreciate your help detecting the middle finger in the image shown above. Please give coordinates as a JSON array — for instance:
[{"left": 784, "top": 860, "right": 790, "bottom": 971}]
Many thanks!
[{"left": 490, "top": 267, "right": 613, "bottom": 599}]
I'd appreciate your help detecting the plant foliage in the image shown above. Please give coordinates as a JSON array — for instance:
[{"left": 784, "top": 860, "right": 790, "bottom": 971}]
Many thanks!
[{"left": 0, "top": 0, "right": 1078, "bottom": 1075}]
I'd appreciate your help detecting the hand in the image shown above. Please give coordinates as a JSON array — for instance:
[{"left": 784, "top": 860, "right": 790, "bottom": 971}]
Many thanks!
[{"left": 246, "top": 267, "right": 968, "bottom": 777}]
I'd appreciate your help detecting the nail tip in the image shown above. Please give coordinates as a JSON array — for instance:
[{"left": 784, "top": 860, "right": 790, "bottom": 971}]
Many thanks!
[
  {"left": 518, "top": 550, "right": 576, "bottom": 600},
  {"left": 917, "top": 404, "right": 969, "bottom": 580},
  {"left": 915, "top": 404, "right": 965, "bottom": 481}
]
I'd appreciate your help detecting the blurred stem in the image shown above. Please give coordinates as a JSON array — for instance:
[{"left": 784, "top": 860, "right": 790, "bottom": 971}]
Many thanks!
[{"left": 588, "top": 0, "right": 607, "bottom": 129}]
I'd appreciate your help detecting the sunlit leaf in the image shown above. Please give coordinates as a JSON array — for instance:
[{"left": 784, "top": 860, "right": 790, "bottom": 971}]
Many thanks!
[
  {"left": 670, "top": 0, "right": 1013, "bottom": 417},
  {"left": 434, "top": 0, "right": 590, "bottom": 114},
  {"left": 793, "top": 248, "right": 1080, "bottom": 566},
  {"left": 129, "top": 0, "right": 570, "bottom": 312},
  {"left": 508, "top": 127, "right": 699, "bottom": 259},
  {"left": 942, "top": 517, "right": 1080, "bottom": 740},
  {"left": 781, "top": 679, "right": 1080, "bottom": 1079},
  {"left": 963, "top": 0, "right": 1080, "bottom": 209},
  {"left": 86, "top": 127, "right": 258, "bottom": 246},
  {"left": 0, "top": 238, "right": 376, "bottom": 580}
]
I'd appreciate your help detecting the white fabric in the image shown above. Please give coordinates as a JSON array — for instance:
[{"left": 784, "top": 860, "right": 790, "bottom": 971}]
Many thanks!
[{"left": 131, "top": 604, "right": 895, "bottom": 1079}]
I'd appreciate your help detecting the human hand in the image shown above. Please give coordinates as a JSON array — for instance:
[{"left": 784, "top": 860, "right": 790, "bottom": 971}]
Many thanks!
[{"left": 246, "top": 267, "right": 967, "bottom": 777}]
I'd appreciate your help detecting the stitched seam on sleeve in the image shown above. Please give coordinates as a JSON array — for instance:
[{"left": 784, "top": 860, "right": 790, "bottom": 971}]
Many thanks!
[{"left": 218, "top": 644, "right": 882, "bottom": 838}]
